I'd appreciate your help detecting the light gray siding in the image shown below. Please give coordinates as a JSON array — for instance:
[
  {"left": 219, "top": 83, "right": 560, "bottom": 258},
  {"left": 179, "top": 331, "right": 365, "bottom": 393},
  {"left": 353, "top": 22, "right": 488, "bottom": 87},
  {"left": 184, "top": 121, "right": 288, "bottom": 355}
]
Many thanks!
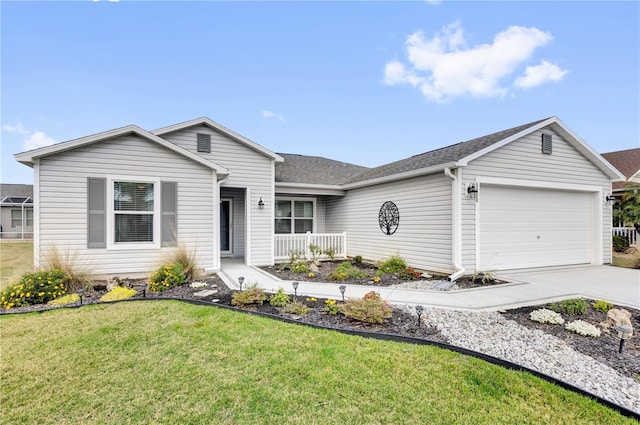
[
  {"left": 161, "top": 125, "right": 275, "bottom": 265},
  {"left": 36, "top": 135, "right": 216, "bottom": 275},
  {"left": 325, "top": 173, "right": 453, "bottom": 273},
  {"left": 461, "top": 127, "right": 612, "bottom": 270}
]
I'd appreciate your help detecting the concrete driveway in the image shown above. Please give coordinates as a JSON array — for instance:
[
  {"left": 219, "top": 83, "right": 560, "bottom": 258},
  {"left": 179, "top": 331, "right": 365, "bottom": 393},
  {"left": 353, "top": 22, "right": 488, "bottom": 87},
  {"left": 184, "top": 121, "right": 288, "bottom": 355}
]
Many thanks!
[{"left": 498, "top": 265, "right": 640, "bottom": 310}]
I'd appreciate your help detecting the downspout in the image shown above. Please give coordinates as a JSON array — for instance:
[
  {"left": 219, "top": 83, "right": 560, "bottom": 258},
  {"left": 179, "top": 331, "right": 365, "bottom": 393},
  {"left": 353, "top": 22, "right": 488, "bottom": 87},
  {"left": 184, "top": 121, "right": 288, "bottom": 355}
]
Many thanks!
[{"left": 444, "top": 167, "right": 465, "bottom": 281}]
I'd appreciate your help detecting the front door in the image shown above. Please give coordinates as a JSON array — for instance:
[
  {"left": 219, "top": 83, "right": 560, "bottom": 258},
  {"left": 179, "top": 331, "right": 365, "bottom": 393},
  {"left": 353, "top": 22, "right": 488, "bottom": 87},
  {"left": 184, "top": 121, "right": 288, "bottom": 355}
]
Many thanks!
[{"left": 220, "top": 198, "right": 233, "bottom": 255}]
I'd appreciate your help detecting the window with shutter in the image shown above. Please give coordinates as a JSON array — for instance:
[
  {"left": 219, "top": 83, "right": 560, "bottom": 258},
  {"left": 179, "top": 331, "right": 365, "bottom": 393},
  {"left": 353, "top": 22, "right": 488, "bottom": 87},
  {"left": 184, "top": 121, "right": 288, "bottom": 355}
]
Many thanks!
[{"left": 197, "top": 133, "right": 211, "bottom": 153}]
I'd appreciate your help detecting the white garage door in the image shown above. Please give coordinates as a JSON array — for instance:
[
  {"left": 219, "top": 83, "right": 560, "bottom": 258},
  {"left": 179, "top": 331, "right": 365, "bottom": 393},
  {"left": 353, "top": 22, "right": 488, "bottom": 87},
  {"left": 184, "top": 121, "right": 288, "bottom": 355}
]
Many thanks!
[{"left": 479, "top": 185, "right": 593, "bottom": 270}]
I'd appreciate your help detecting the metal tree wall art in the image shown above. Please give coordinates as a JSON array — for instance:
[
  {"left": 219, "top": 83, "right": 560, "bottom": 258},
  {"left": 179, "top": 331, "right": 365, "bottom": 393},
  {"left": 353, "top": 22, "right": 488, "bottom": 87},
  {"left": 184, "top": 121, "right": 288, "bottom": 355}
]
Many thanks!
[{"left": 378, "top": 201, "right": 399, "bottom": 235}]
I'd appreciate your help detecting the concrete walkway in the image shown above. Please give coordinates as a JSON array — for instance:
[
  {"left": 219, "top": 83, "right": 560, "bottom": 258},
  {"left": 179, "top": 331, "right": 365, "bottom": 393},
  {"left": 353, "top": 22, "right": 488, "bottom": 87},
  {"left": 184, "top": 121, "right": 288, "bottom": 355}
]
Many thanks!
[{"left": 219, "top": 259, "right": 640, "bottom": 311}]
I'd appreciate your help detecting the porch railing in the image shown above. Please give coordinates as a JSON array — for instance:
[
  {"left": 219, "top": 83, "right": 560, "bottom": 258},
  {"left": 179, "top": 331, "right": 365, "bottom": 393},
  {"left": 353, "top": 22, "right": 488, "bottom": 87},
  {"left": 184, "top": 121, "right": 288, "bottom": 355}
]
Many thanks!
[
  {"left": 612, "top": 227, "right": 638, "bottom": 246},
  {"left": 274, "top": 232, "right": 347, "bottom": 263}
]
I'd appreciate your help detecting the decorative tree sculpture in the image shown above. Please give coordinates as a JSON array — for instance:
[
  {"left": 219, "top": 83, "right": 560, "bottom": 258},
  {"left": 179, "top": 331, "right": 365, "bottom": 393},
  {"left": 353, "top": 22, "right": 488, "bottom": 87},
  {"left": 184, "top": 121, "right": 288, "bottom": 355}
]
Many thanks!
[{"left": 378, "top": 201, "right": 399, "bottom": 235}]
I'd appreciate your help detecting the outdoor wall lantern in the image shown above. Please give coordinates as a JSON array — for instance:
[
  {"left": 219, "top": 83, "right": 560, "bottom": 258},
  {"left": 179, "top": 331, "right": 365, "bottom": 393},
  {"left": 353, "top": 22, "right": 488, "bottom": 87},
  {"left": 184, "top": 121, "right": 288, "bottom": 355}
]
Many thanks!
[
  {"left": 616, "top": 325, "right": 632, "bottom": 353},
  {"left": 77, "top": 288, "right": 84, "bottom": 305},
  {"left": 238, "top": 276, "right": 245, "bottom": 291},
  {"left": 606, "top": 195, "right": 617, "bottom": 203},
  {"left": 467, "top": 182, "right": 478, "bottom": 200},
  {"left": 339, "top": 285, "right": 346, "bottom": 302},
  {"left": 415, "top": 305, "right": 424, "bottom": 327},
  {"left": 258, "top": 198, "right": 265, "bottom": 209},
  {"left": 292, "top": 281, "right": 299, "bottom": 299}
]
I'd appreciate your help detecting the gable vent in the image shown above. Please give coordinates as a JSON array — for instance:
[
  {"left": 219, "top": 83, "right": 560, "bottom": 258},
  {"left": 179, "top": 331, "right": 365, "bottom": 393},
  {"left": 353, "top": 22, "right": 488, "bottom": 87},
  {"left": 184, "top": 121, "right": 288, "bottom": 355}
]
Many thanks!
[
  {"left": 541, "top": 133, "right": 552, "bottom": 155},
  {"left": 197, "top": 133, "right": 211, "bottom": 153}
]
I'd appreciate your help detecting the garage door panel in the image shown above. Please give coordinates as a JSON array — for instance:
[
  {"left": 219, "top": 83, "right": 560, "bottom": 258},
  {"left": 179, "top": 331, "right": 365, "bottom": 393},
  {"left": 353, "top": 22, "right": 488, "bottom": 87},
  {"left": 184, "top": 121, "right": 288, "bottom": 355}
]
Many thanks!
[{"left": 479, "top": 185, "right": 593, "bottom": 270}]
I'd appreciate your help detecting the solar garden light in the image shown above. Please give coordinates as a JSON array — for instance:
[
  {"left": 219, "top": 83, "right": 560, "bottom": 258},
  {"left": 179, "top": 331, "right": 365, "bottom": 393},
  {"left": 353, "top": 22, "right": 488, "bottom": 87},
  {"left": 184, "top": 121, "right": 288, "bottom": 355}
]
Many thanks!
[
  {"left": 339, "top": 285, "right": 346, "bottom": 302},
  {"left": 292, "top": 281, "right": 299, "bottom": 298},
  {"left": 238, "top": 276, "right": 245, "bottom": 291},
  {"left": 142, "top": 285, "right": 147, "bottom": 298},
  {"left": 415, "top": 305, "right": 424, "bottom": 326},
  {"left": 77, "top": 288, "right": 84, "bottom": 305},
  {"left": 616, "top": 325, "right": 632, "bottom": 354}
]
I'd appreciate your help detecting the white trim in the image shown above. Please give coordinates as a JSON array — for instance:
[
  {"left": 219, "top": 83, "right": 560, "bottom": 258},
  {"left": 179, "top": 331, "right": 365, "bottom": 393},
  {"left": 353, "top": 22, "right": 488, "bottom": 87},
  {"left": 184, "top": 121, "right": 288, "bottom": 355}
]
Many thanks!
[
  {"left": 152, "top": 117, "right": 284, "bottom": 163},
  {"left": 275, "top": 197, "right": 317, "bottom": 234},
  {"left": 275, "top": 182, "right": 346, "bottom": 196},
  {"left": 245, "top": 187, "right": 252, "bottom": 265},
  {"left": 270, "top": 163, "right": 276, "bottom": 265},
  {"left": 475, "top": 176, "right": 602, "bottom": 193},
  {"left": 343, "top": 162, "right": 456, "bottom": 190},
  {"left": 33, "top": 159, "right": 40, "bottom": 269},
  {"left": 213, "top": 176, "right": 223, "bottom": 271},
  {"left": 106, "top": 176, "right": 161, "bottom": 250}
]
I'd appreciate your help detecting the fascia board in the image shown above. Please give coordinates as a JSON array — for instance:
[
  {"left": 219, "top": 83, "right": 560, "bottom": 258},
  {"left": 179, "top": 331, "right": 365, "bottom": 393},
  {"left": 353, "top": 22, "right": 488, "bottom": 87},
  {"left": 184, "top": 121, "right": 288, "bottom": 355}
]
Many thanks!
[{"left": 343, "top": 162, "right": 457, "bottom": 189}]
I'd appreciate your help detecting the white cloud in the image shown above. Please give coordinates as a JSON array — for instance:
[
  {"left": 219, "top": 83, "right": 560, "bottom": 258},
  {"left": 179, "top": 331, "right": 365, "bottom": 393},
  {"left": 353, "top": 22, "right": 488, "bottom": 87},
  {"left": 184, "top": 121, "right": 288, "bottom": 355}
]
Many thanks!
[
  {"left": 2, "top": 122, "right": 29, "bottom": 135},
  {"left": 424, "top": 0, "right": 442, "bottom": 5},
  {"left": 261, "top": 110, "right": 285, "bottom": 122},
  {"left": 24, "top": 131, "right": 56, "bottom": 151},
  {"left": 515, "top": 60, "right": 569, "bottom": 89},
  {"left": 384, "top": 21, "right": 566, "bottom": 102}
]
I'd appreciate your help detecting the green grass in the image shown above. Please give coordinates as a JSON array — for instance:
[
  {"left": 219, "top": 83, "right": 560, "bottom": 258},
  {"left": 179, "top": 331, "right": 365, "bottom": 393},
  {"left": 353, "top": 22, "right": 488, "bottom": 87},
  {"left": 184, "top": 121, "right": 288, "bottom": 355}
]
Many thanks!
[
  {"left": 1, "top": 301, "right": 634, "bottom": 424},
  {"left": 0, "top": 240, "right": 33, "bottom": 289}
]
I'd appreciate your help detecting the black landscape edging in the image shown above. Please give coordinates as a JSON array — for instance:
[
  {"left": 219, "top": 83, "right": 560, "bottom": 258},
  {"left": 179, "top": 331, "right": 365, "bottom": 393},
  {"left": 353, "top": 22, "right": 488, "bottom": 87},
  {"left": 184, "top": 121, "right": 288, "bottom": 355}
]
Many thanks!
[{"left": 2, "top": 296, "right": 639, "bottom": 420}]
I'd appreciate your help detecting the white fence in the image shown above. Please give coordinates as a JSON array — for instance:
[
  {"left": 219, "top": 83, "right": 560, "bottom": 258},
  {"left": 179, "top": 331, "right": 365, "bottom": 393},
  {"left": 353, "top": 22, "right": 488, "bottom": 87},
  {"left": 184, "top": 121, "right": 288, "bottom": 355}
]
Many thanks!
[
  {"left": 274, "top": 232, "right": 347, "bottom": 263},
  {"left": 613, "top": 227, "right": 638, "bottom": 246}
]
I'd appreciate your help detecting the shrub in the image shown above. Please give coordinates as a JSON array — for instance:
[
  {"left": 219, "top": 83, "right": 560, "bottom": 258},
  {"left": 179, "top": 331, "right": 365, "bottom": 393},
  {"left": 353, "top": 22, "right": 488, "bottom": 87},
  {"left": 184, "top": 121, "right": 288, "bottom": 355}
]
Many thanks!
[
  {"left": 47, "top": 293, "right": 80, "bottom": 306},
  {"left": 309, "top": 244, "right": 322, "bottom": 265},
  {"left": 592, "top": 300, "right": 613, "bottom": 313},
  {"left": 41, "top": 245, "right": 90, "bottom": 292},
  {"left": 565, "top": 320, "right": 601, "bottom": 337},
  {"left": 291, "top": 261, "right": 309, "bottom": 274},
  {"left": 288, "top": 250, "right": 303, "bottom": 264},
  {"left": 100, "top": 286, "right": 137, "bottom": 302},
  {"left": 549, "top": 302, "right": 561, "bottom": 313},
  {"left": 471, "top": 270, "right": 497, "bottom": 285},
  {"left": 400, "top": 268, "right": 422, "bottom": 280},
  {"left": 163, "top": 244, "right": 199, "bottom": 282},
  {"left": 231, "top": 287, "right": 267, "bottom": 307},
  {"left": 283, "top": 301, "right": 310, "bottom": 316},
  {"left": 353, "top": 255, "right": 363, "bottom": 265},
  {"left": 323, "top": 299, "right": 340, "bottom": 315},
  {"left": 323, "top": 247, "right": 337, "bottom": 261},
  {"left": 1, "top": 270, "right": 68, "bottom": 309},
  {"left": 560, "top": 298, "right": 588, "bottom": 315},
  {"left": 341, "top": 292, "right": 392, "bottom": 324},
  {"left": 530, "top": 308, "right": 565, "bottom": 325},
  {"left": 612, "top": 235, "right": 630, "bottom": 253},
  {"left": 269, "top": 287, "right": 291, "bottom": 307},
  {"left": 148, "top": 263, "right": 186, "bottom": 292},
  {"left": 328, "top": 262, "right": 368, "bottom": 281},
  {"left": 377, "top": 255, "right": 407, "bottom": 275}
]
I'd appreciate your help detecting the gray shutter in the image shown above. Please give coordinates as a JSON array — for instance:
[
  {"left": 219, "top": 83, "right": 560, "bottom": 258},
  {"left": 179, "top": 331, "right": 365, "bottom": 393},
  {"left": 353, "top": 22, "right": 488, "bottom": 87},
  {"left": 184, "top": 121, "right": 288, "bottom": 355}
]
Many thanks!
[
  {"left": 197, "top": 133, "right": 211, "bottom": 153},
  {"left": 87, "top": 178, "right": 106, "bottom": 248},
  {"left": 541, "top": 133, "right": 552, "bottom": 154},
  {"left": 161, "top": 182, "right": 177, "bottom": 247}
]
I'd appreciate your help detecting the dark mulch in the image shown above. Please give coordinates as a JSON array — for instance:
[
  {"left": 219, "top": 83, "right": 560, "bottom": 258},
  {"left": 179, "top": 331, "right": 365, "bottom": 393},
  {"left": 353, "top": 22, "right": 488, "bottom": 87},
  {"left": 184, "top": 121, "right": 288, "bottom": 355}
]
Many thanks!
[
  {"left": 259, "top": 260, "right": 506, "bottom": 289},
  {"left": 2, "top": 275, "right": 638, "bottom": 381}
]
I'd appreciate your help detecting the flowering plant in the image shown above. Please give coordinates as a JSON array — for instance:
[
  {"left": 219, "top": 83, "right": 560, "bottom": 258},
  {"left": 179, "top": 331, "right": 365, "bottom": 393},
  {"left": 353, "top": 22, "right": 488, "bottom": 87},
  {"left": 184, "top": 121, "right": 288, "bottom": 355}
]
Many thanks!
[
  {"left": 565, "top": 320, "right": 601, "bottom": 337},
  {"left": 323, "top": 299, "right": 340, "bottom": 315},
  {"left": 530, "top": 308, "right": 564, "bottom": 325},
  {"left": 1, "top": 270, "right": 68, "bottom": 309},
  {"left": 148, "top": 263, "right": 185, "bottom": 292}
]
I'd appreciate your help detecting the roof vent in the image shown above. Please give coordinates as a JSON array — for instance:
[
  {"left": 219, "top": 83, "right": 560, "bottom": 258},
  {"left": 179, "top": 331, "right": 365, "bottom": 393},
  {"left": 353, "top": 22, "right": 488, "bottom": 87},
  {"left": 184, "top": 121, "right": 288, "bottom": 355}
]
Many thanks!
[
  {"left": 541, "top": 133, "right": 552, "bottom": 155},
  {"left": 197, "top": 133, "right": 211, "bottom": 153}
]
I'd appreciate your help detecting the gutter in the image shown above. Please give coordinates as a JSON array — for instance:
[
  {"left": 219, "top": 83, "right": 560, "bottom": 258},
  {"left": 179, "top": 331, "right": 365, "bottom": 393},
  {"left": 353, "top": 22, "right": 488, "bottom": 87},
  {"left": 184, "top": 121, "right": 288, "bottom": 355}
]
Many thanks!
[{"left": 444, "top": 167, "right": 465, "bottom": 281}]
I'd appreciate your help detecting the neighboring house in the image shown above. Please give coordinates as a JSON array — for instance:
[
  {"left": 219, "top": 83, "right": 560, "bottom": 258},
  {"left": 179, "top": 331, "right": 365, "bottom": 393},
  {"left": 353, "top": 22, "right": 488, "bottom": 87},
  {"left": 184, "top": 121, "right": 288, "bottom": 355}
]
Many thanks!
[
  {"left": 0, "top": 184, "right": 34, "bottom": 239},
  {"left": 601, "top": 148, "right": 640, "bottom": 197},
  {"left": 15, "top": 116, "right": 624, "bottom": 278}
]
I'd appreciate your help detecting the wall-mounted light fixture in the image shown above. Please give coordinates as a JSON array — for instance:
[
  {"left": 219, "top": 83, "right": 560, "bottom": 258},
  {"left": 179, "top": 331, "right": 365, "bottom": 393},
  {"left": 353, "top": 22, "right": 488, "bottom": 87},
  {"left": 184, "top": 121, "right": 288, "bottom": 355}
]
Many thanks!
[
  {"left": 467, "top": 182, "right": 478, "bottom": 201},
  {"left": 258, "top": 198, "right": 265, "bottom": 209},
  {"left": 606, "top": 195, "right": 617, "bottom": 203}
]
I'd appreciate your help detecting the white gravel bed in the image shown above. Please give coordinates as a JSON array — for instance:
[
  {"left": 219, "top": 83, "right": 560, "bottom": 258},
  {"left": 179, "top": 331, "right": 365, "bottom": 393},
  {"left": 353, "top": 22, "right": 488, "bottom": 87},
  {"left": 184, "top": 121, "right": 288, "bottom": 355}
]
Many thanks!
[{"left": 398, "top": 305, "right": 640, "bottom": 414}]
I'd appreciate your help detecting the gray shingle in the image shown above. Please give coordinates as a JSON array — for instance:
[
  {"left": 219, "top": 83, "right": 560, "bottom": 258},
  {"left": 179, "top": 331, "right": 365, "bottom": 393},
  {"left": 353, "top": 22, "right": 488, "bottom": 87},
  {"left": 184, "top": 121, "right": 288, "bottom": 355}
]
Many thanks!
[
  {"left": 0, "top": 184, "right": 33, "bottom": 199},
  {"left": 275, "top": 154, "right": 370, "bottom": 185}
]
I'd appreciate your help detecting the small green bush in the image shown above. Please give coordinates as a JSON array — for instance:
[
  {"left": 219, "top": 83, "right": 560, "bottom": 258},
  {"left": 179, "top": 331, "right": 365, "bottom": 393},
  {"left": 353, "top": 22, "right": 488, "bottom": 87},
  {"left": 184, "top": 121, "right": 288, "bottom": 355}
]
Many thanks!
[
  {"left": 377, "top": 255, "right": 407, "bottom": 275},
  {"left": 323, "top": 247, "right": 337, "bottom": 261},
  {"left": 282, "top": 301, "right": 310, "bottom": 316},
  {"left": 592, "top": 300, "right": 613, "bottom": 313},
  {"left": 561, "top": 298, "right": 588, "bottom": 315},
  {"left": 149, "top": 263, "right": 186, "bottom": 292},
  {"left": 100, "top": 286, "right": 137, "bottom": 302},
  {"left": 323, "top": 299, "right": 340, "bottom": 315},
  {"left": 328, "top": 262, "right": 368, "bottom": 281},
  {"left": 549, "top": 302, "right": 561, "bottom": 313},
  {"left": 232, "top": 287, "right": 267, "bottom": 307},
  {"left": 47, "top": 293, "right": 80, "bottom": 306},
  {"left": 612, "top": 235, "right": 630, "bottom": 253},
  {"left": 308, "top": 244, "right": 322, "bottom": 265},
  {"left": 291, "top": 261, "right": 310, "bottom": 274},
  {"left": 341, "top": 291, "right": 392, "bottom": 324},
  {"left": 471, "top": 270, "right": 497, "bottom": 284},
  {"left": 269, "top": 287, "right": 291, "bottom": 307},
  {"left": 1, "top": 270, "right": 68, "bottom": 309},
  {"left": 353, "top": 255, "right": 363, "bottom": 264}
]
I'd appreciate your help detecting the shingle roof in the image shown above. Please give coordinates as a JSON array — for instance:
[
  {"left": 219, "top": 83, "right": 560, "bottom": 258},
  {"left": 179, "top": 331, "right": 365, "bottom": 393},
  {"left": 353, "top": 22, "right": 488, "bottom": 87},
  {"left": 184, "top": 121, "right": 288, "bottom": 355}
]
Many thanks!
[
  {"left": 602, "top": 148, "right": 640, "bottom": 190},
  {"left": 0, "top": 184, "right": 33, "bottom": 199},
  {"left": 275, "top": 154, "right": 370, "bottom": 185}
]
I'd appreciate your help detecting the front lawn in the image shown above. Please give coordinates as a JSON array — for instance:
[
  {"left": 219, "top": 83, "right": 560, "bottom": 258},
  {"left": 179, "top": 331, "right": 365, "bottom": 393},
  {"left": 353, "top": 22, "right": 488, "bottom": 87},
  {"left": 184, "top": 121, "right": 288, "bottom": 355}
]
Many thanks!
[
  {"left": 0, "top": 301, "right": 634, "bottom": 424},
  {"left": 0, "top": 240, "right": 33, "bottom": 290}
]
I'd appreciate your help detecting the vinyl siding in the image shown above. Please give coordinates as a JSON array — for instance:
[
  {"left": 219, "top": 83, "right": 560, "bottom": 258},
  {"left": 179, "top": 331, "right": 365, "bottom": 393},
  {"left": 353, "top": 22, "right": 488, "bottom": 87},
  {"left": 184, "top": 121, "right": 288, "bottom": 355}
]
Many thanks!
[
  {"left": 36, "top": 134, "right": 216, "bottom": 275},
  {"left": 325, "top": 173, "right": 453, "bottom": 273},
  {"left": 461, "top": 127, "right": 612, "bottom": 270},
  {"left": 161, "top": 125, "right": 274, "bottom": 265}
]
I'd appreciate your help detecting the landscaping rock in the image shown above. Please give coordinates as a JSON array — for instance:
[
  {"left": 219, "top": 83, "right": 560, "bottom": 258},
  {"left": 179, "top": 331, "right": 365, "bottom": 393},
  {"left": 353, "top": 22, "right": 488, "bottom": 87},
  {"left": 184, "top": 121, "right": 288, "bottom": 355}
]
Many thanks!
[
  {"left": 193, "top": 289, "right": 217, "bottom": 298},
  {"left": 309, "top": 263, "right": 319, "bottom": 273},
  {"left": 107, "top": 277, "right": 121, "bottom": 291},
  {"left": 600, "top": 308, "right": 633, "bottom": 334}
]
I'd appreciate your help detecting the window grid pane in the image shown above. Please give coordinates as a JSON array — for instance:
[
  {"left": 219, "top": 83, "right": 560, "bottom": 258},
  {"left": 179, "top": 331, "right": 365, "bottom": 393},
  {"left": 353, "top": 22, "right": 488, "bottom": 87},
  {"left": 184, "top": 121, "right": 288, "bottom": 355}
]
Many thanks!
[
  {"left": 294, "top": 201, "right": 313, "bottom": 218},
  {"left": 115, "top": 214, "right": 153, "bottom": 242}
]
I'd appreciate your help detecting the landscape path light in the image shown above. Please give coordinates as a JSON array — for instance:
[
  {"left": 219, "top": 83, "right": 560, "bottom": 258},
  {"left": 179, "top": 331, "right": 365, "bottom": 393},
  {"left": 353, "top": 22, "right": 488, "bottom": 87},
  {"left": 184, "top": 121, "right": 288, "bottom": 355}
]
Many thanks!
[
  {"left": 415, "top": 305, "right": 424, "bottom": 327},
  {"left": 77, "top": 288, "right": 84, "bottom": 305},
  {"left": 238, "top": 276, "right": 245, "bottom": 292},
  {"left": 339, "top": 285, "right": 346, "bottom": 302},
  {"left": 292, "top": 281, "right": 299, "bottom": 299},
  {"left": 616, "top": 325, "right": 632, "bottom": 354}
]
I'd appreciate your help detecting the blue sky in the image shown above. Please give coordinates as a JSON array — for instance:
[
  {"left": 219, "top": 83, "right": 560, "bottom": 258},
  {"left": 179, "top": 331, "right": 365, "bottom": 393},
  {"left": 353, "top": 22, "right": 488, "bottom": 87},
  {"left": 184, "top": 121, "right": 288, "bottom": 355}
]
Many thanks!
[{"left": 2, "top": 1, "right": 639, "bottom": 184}]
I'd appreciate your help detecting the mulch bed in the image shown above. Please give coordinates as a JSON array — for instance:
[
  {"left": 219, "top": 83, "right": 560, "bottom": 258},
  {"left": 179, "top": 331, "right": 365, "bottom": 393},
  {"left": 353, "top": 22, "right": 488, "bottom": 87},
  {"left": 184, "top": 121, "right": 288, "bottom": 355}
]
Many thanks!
[
  {"left": 259, "top": 260, "right": 505, "bottom": 289},
  {"left": 1, "top": 274, "right": 638, "bottom": 381}
]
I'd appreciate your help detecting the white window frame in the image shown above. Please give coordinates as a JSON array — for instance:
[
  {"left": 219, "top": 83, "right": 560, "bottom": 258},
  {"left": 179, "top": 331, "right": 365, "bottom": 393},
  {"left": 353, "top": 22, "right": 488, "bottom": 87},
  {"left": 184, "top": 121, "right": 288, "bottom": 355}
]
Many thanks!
[
  {"left": 274, "top": 197, "right": 316, "bottom": 234},
  {"left": 107, "top": 176, "right": 161, "bottom": 250}
]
